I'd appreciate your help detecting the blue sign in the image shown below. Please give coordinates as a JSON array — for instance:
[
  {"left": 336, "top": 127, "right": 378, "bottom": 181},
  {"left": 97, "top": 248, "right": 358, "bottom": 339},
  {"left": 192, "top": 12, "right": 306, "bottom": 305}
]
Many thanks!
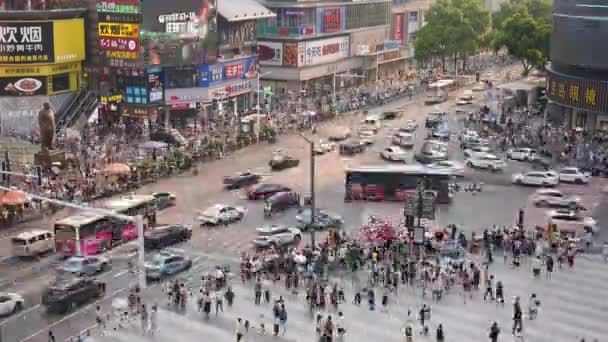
[
  {"left": 126, "top": 86, "right": 148, "bottom": 104},
  {"left": 197, "top": 56, "right": 258, "bottom": 88}
]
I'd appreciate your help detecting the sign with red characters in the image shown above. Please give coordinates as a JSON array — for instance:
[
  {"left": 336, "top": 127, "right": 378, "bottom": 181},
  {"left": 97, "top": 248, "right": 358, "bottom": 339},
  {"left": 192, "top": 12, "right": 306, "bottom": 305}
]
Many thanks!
[
  {"left": 223, "top": 63, "right": 245, "bottom": 80},
  {"left": 394, "top": 14, "right": 404, "bottom": 41},
  {"left": 98, "top": 37, "right": 139, "bottom": 52},
  {"left": 322, "top": 7, "right": 341, "bottom": 33}
]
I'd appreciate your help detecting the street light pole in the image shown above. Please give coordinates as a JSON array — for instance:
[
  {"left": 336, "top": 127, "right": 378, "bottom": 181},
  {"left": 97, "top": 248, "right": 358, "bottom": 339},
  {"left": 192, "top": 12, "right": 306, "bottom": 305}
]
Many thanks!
[
  {"left": 256, "top": 71, "right": 272, "bottom": 141},
  {"left": 298, "top": 133, "right": 315, "bottom": 247},
  {"left": 136, "top": 215, "right": 146, "bottom": 289}
]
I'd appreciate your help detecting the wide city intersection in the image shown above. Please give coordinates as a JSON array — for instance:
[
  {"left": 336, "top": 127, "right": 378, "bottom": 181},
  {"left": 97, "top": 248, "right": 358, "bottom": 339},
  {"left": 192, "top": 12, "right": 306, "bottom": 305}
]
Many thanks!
[{"left": 1, "top": 64, "right": 607, "bottom": 342}]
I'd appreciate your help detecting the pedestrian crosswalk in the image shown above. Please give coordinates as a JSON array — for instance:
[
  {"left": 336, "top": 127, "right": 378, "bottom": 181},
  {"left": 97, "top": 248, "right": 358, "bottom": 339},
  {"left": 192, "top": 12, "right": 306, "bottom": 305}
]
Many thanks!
[{"left": 86, "top": 252, "right": 608, "bottom": 342}]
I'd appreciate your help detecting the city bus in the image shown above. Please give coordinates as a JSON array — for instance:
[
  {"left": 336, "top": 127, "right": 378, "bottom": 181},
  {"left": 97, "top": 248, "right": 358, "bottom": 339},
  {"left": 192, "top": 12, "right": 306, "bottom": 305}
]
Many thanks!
[
  {"left": 54, "top": 212, "right": 113, "bottom": 256},
  {"left": 101, "top": 194, "right": 157, "bottom": 242},
  {"left": 344, "top": 165, "right": 453, "bottom": 203}
]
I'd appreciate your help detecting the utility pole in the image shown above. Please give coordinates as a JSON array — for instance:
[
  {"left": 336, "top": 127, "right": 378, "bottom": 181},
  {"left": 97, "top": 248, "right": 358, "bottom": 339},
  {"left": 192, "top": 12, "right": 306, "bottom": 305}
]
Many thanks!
[{"left": 298, "top": 133, "right": 316, "bottom": 248}]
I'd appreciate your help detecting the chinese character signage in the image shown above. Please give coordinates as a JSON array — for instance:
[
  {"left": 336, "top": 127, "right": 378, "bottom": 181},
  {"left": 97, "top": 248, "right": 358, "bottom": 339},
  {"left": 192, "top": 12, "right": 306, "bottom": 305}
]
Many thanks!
[
  {"left": 141, "top": 0, "right": 215, "bottom": 37},
  {"left": 258, "top": 41, "right": 283, "bottom": 66},
  {"left": 147, "top": 66, "right": 164, "bottom": 103},
  {"left": 0, "top": 76, "right": 48, "bottom": 96},
  {"left": 197, "top": 56, "right": 257, "bottom": 87},
  {"left": 282, "top": 42, "right": 300, "bottom": 67},
  {"left": 98, "top": 22, "right": 139, "bottom": 38},
  {"left": 394, "top": 14, "right": 404, "bottom": 42},
  {"left": 303, "top": 36, "right": 349, "bottom": 66},
  {"left": 0, "top": 19, "right": 85, "bottom": 65},
  {"left": 125, "top": 85, "right": 147, "bottom": 104},
  {"left": 546, "top": 69, "right": 608, "bottom": 113},
  {"left": 96, "top": 0, "right": 139, "bottom": 14},
  {"left": 98, "top": 37, "right": 140, "bottom": 52},
  {"left": 317, "top": 7, "right": 345, "bottom": 34}
]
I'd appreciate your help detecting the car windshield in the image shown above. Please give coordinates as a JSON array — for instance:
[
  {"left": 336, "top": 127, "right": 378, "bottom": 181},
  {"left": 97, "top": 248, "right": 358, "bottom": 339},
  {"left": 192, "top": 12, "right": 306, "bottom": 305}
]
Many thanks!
[
  {"left": 63, "top": 260, "right": 82, "bottom": 269},
  {"left": 151, "top": 256, "right": 165, "bottom": 266}
]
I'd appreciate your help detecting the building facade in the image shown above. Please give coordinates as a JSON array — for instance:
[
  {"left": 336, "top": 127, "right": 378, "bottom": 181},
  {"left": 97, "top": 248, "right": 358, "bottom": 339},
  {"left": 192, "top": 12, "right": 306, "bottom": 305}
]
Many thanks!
[
  {"left": 547, "top": 0, "right": 608, "bottom": 131},
  {"left": 389, "top": 0, "right": 432, "bottom": 77},
  {"left": 0, "top": 2, "right": 88, "bottom": 137},
  {"left": 256, "top": 0, "right": 396, "bottom": 108}
]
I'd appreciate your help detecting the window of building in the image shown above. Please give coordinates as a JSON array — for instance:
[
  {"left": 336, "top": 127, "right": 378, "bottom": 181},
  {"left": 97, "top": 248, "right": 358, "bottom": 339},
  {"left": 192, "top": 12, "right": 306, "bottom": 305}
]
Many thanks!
[
  {"left": 52, "top": 73, "right": 70, "bottom": 93},
  {"left": 167, "top": 69, "right": 198, "bottom": 89},
  {"left": 346, "top": 3, "right": 390, "bottom": 30}
]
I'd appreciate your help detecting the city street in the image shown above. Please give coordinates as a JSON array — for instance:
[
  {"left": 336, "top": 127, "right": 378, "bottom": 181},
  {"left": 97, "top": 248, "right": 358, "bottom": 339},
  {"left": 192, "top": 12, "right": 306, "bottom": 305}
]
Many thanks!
[{"left": 1, "top": 63, "right": 607, "bottom": 342}]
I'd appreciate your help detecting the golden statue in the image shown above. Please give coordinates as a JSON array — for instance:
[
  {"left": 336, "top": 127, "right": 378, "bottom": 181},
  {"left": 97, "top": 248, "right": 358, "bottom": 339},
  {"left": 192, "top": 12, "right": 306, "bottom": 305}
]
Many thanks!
[{"left": 38, "top": 102, "right": 56, "bottom": 153}]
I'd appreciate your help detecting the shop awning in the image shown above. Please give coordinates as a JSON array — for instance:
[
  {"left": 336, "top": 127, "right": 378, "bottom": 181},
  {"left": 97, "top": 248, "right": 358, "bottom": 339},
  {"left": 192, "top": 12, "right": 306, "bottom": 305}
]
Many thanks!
[{"left": 218, "top": 0, "right": 275, "bottom": 22}]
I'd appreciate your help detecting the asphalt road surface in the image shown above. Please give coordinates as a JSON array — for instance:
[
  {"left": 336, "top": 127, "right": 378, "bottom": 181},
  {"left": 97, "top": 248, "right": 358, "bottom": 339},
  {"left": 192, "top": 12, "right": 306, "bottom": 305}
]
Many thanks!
[{"left": 1, "top": 62, "right": 607, "bottom": 342}]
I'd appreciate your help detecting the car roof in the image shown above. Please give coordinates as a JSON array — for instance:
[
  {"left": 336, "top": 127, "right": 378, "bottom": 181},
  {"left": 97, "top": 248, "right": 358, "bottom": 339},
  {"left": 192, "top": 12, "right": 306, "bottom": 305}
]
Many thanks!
[
  {"left": 14, "top": 230, "right": 52, "bottom": 240},
  {"left": 256, "top": 225, "right": 288, "bottom": 233},
  {"left": 536, "top": 188, "right": 561, "bottom": 194}
]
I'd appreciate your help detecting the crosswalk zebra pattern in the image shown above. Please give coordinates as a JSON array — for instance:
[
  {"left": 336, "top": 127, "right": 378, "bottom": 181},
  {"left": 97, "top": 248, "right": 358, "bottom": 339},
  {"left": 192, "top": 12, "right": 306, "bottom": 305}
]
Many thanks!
[{"left": 85, "top": 253, "right": 608, "bottom": 342}]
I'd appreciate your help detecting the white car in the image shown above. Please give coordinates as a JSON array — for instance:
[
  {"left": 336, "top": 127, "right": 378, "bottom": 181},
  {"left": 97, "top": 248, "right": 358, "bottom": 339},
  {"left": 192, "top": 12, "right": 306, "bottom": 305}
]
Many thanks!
[
  {"left": 427, "top": 160, "right": 465, "bottom": 177},
  {"left": 506, "top": 148, "right": 537, "bottom": 161},
  {"left": 465, "top": 153, "right": 506, "bottom": 171},
  {"left": 547, "top": 209, "right": 598, "bottom": 234},
  {"left": 512, "top": 171, "right": 559, "bottom": 186},
  {"left": 459, "top": 129, "right": 479, "bottom": 142},
  {"left": 559, "top": 167, "right": 591, "bottom": 184},
  {"left": 381, "top": 146, "right": 409, "bottom": 162},
  {"left": 0, "top": 292, "right": 24, "bottom": 317},
  {"left": 197, "top": 204, "right": 246, "bottom": 226},
  {"left": 400, "top": 120, "right": 418, "bottom": 133},
  {"left": 463, "top": 145, "right": 491, "bottom": 158},
  {"left": 253, "top": 225, "right": 302, "bottom": 248},
  {"left": 532, "top": 189, "right": 581, "bottom": 208},
  {"left": 456, "top": 94, "right": 474, "bottom": 105}
]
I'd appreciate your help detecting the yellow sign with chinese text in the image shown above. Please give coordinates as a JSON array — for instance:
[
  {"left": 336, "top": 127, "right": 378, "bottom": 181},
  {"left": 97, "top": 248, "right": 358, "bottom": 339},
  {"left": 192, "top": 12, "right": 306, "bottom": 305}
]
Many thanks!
[
  {"left": 98, "top": 22, "right": 139, "bottom": 39},
  {"left": 53, "top": 19, "right": 86, "bottom": 63},
  {"left": 546, "top": 70, "right": 608, "bottom": 112},
  {"left": 0, "top": 62, "right": 81, "bottom": 77}
]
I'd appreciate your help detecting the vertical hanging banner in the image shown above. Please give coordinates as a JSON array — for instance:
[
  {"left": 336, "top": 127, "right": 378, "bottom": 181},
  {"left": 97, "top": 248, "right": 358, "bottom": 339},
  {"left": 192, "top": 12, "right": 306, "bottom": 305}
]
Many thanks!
[{"left": 394, "top": 14, "right": 404, "bottom": 42}]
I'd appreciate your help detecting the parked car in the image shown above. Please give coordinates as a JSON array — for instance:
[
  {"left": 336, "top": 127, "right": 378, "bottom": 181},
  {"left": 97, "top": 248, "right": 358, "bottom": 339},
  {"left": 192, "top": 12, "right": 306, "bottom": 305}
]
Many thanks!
[
  {"left": 460, "top": 137, "right": 489, "bottom": 149},
  {"left": 144, "top": 224, "right": 192, "bottom": 250},
  {"left": 223, "top": 172, "right": 261, "bottom": 190},
  {"left": 425, "top": 112, "right": 446, "bottom": 128},
  {"left": 465, "top": 153, "right": 506, "bottom": 171},
  {"left": 0, "top": 292, "right": 24, "bottom": 317},
  {"left": 547, "top": 209, "right": 598, "bottom": 234},
  {"left": 427, "top": 160, "right": 465, "bottom": 177},
  {"left": 269, "top": 154, "right": 300, "bottom": 170},
  {"left": 264, "top": 192, "right": 300, "bottom": 217},
  {"left": 532, "top": 189, "right": 581, "bottom": 208},
  {"left": 42, "top": 277, "right": 106, "bottom": 314},
  {"left": 507, "top": 148, "right": 537, "bottom": 161},
  {"left": 559, "top": 167, "right": 591, "bottom": 184},
  {"left": 145, "top": 250, "right": 193, "bottom": 280},
  {"left": 415, "top": 140, "right": 448, "bottom": 164},
  {"left": 60, "top": 255, "right": 111, "bottom": 276},
  {"left": 151, "top": 192, "right": 176, "bottom": 210},
  {"left": 463, "top": 145, "right": 491, "bottom": 158},
  {"left": 197, "top": 204, "right": 246, "bottom": 226},
  {"left": 295, "top": 208, "right": 344, "bottom": 231},
  {"left": 339, "top": 140, "right": 366, "bottom": 155},
  {"left": 253, "top": 225, "right": 302, "bottom": 248},
  {"left": 381, "top": 146, "right": 410, "bottom": 162},
  {"left": 512, "top": 171, "right": 559, "bottom": 186},
  {"left": 247, "top": 183, "right": 292, "bottom": 200}
]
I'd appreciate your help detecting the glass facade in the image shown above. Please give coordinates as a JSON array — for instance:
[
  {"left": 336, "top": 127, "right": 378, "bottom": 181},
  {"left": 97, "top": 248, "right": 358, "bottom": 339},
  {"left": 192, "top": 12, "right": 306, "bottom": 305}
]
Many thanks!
[
  {"left": 346, "top": 2, "right": 391, "bottom": 30},
  {"left": 258, "top": 8, "right": 317, "bottom": 38}
]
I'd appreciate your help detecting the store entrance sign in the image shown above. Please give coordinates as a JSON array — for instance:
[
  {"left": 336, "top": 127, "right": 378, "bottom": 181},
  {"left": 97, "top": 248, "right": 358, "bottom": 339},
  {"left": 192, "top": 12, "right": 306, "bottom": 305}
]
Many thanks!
[
  {"left": 0, "top": 22, "right": 53, "bottom": 64},
  {"left": 96, "top": 0, "right": 139, "bottom": 14},
  {"left": 322, "top": 8, "right": 341, "bottom": 33},
  {"left": 220, "top": 21, "right": 256, "bottom": 48},
  {"left": 303, "top": 36, "right": 349, "bottom": 66},
  {"left": 98, "top": 22, "right": 139, "bottom": 39},
  {"left": 98, "top": 37, "right": 139, "bottom": 52}
]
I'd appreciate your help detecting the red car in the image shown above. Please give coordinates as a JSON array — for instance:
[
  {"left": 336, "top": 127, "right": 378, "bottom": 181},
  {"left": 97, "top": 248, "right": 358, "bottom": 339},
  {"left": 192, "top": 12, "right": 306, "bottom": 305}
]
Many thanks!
[{"left": 247, "top": 184, "right": 291, "bottom": 200}]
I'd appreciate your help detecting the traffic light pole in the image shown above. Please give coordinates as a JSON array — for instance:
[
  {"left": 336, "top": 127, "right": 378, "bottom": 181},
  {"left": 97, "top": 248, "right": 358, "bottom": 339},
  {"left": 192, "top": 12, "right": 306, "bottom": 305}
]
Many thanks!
[{"left": 298, "top": 133, "right": 315, "bottom": 248}]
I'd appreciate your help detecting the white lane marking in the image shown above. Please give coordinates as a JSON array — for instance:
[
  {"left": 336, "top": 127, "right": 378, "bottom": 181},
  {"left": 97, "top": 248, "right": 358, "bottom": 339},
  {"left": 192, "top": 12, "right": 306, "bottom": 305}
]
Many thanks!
[
  {"left": 113, "top": 270, "right": 128, "bottom": 278},
  {"left": 18, "top": 287, "right": 129, "bottom": 342},
  {"left": 0, "top": 304, "right": 41, "bottom": 326}
]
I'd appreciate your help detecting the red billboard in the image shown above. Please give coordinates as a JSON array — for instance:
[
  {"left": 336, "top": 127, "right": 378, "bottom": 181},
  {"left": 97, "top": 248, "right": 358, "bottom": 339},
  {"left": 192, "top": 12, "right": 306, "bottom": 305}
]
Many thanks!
[
  {"left": 98, "top": 36, "right": 140, "bottom": 52},
  {"left": 323, "top": 8, "right": 341, "bottom": 33},
  {"left": 394, "top": 14, "right": 404, "bottom": 41}
]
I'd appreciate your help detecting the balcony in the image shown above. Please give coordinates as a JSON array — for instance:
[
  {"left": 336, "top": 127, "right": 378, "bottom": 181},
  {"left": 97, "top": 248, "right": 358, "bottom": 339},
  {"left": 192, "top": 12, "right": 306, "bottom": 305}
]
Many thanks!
[{"left": 257, "top": 24, "right": 316, "bottom": 38}]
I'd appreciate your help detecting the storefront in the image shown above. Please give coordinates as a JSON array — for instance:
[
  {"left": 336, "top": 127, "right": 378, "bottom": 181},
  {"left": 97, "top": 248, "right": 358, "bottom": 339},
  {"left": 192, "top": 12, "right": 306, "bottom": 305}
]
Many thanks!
[
  {"left": 546, "top": 67, "right": 608, "bottom": 131},
  {"left": 0, "top": 18, "right": 86, "bottom": 136}
]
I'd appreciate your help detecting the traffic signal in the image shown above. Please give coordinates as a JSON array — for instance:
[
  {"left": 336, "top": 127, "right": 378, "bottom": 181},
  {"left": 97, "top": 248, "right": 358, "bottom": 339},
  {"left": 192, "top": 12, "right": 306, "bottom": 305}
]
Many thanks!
[{"left": 36, "top": 166, "right": 42, "bottom": 186}]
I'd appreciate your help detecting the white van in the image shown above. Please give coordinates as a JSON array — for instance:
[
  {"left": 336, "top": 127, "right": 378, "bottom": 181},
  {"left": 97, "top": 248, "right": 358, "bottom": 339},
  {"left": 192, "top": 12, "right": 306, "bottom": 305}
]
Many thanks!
[
  {"left": 11, "top": 230, "right": 54, "bottom": 257},
  {"left": 392, "top": 132, "right": 415, "bottom": 148}
]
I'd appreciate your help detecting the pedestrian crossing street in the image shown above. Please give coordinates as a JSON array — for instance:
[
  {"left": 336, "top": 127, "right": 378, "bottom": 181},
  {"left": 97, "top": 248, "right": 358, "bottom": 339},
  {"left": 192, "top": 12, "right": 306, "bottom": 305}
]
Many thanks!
[{"left": 87, "top": 253, "right": 608, "bottom": 342}]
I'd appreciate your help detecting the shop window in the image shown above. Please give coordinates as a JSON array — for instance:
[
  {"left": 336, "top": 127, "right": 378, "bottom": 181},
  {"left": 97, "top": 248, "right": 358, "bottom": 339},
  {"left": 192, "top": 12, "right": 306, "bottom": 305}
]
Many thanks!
[
  {"left": 575, "top": 112, "right": 587, "bottom": 129},
  {"left": 167, "top": 70, "right": 198, "bottom": 89},
  {"left": 52, "top": 73, "right": 70, "bottom": 93}
]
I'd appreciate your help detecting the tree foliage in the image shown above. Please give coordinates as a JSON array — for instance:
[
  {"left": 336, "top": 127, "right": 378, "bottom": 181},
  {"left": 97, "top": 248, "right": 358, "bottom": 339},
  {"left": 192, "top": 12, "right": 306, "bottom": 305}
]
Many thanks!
[
  {"left": 414, "top": 0, "right": 489, "bottom": 69},
  {"left": 491, "top": 0, "right": 551, "bottom": 75}
]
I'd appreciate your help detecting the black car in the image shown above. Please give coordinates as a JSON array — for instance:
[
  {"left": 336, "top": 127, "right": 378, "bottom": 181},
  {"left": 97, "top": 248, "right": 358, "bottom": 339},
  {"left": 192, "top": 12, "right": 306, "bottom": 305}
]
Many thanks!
[
  {"left": 264, "top": 191, "right": 301, "bottom": 217},
  {"left": 425, "top": 112, "right": 446, "bottom": 128},
  {"left": 152, "top": 192, "right": 177, "bottom": 209},
  {"left": 144, "top": 224, "right": 192, "bottom": 250},
  {"left": 223, "top": 172, "right": 261, "bottom": 190},
  {"left": 269, "top": 155, "right": 300, "bottom": 171},
  {"left": 339, "top": 140, "right": 366, "bottom": 155},
  {"left": 42, "top": 278, "right": 106, "bottom": 314}
]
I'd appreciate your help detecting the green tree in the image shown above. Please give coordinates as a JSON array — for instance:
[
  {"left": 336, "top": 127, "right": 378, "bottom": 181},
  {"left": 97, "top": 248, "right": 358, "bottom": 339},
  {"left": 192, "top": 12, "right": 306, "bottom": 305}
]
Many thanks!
[{"left": 492, "top": 12, "right": 550, "bottom": 75}]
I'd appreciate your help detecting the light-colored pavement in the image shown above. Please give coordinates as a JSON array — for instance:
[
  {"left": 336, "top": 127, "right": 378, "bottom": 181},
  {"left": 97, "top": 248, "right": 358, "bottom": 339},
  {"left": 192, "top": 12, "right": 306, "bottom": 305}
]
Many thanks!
[{"left": 82, "top": 253, "right": 608, "bottom": 342}]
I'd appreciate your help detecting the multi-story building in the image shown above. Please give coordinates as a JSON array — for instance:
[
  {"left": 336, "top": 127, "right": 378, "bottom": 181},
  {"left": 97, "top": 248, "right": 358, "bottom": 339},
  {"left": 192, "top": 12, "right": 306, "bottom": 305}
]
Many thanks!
[
  {"left": 256, "top": 0, "right": 400, "bottom": 109},
  {"left": 547, "top": 0, "right": 608, "bottom": 130},
  {"left": 0, "top": 0, "right": 90, "bottom": 137},
  {"left": 390, "top": 0, "right": 432, "bottom": 75}
]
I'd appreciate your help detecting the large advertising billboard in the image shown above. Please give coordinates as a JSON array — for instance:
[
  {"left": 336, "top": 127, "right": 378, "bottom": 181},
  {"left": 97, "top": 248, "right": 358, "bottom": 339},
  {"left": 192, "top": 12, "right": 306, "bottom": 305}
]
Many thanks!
[
  {"left": 0, "top": 19, "right": 85, "bottom": 65},
  {"left": 197, "top": 56, "right": 257, "bottom": 87},
  {"left": 258, "top": 41, "right": 283, "bottom": 66},
  {"left": 302, "top": 36, "right": 349, "bottom": 67}
]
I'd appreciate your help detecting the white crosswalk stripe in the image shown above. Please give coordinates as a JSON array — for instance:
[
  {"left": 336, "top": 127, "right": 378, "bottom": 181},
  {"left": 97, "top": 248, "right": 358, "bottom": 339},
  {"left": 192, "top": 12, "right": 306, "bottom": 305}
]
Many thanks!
[{"left": 89, "top": 252, "right": 608, "bottom": 342}]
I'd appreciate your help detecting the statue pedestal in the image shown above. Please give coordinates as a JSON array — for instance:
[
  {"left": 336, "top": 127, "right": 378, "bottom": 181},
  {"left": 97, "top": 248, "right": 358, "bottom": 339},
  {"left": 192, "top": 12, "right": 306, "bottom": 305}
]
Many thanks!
[{"left": 35, "top": 150, "right": 66, "bottom": 169}]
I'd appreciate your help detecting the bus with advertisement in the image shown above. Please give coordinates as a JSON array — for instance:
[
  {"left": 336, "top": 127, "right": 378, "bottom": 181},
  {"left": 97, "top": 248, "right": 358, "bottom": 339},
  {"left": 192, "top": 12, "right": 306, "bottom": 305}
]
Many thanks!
[
  {"left": 344, "top": 165, "right": 453, "bottom": 203},
  {"left": 54, "top": 212, "right": 113, "bottom": 256}
]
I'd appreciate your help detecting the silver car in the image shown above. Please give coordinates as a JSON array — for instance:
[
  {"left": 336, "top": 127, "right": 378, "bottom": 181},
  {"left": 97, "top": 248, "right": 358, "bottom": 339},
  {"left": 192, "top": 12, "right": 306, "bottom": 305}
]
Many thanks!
[
  {"left": 61, "top": 256, "right": 111, "bottom": 276},
  {"left": 532, "top": 189, "right": 581, "bottom": 208}
]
